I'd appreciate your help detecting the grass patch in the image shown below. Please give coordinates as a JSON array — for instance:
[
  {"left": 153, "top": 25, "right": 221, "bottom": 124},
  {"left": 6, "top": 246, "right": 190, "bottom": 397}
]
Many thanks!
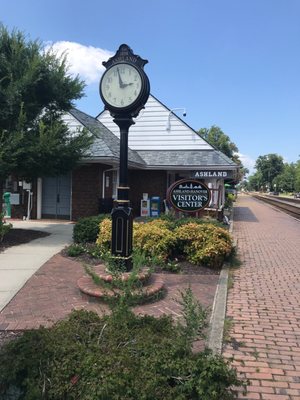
[{"left": 223, "top": 317, "right": 234, "bottom": 344}]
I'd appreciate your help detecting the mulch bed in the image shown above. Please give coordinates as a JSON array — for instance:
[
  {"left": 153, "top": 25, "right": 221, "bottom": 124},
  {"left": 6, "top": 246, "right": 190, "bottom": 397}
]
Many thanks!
[
  {"left": 155, "top": 261, "right": 220, "bottom": 275},
  {"left": 0, "top": 228, "right": 50, "bottom": 253},
  {"left": 62, "top": 250, "right": 220, "bottom": 276}
]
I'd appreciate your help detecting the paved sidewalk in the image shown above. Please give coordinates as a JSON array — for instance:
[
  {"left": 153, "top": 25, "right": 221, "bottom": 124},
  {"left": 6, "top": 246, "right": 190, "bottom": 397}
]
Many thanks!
[
  {"left": 0, "top": 220, "right": 73, "bottom": 312},
  {"left": 223, "top": 195, "right": 300, "bottom": 400}
]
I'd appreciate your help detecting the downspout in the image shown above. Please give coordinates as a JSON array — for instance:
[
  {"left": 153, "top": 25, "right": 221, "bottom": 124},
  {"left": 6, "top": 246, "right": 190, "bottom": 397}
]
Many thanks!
[{"left": 36, "top": 178, "right": 42, "bottom": 219}]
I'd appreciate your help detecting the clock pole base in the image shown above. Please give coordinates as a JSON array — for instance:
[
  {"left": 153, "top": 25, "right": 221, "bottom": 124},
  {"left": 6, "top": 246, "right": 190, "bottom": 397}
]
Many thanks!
[{"left": 111, "top": 204, "right": 133, "bottom": 272}]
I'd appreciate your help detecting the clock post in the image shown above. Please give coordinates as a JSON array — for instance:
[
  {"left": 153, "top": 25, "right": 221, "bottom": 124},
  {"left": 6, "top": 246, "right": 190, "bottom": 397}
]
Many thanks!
[{"left": 99, "top": 44, "right": 150, "bottom": 271}]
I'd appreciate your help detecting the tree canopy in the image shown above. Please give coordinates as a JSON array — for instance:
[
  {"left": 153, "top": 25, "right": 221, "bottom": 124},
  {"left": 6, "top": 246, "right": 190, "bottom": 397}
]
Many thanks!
[
  {"left": 198, "top": 126, "right": 239, "bottom": 162},
  {"left": 244, "top": 153, "right": 300, "bottom": 193},
  {"left": 254, "top": 154, "right": 284, "bottom": 190},
  {"left": 198, "top": 125, "right": 248, "bottom": 182},
  {"left": 295, "top": 160, "right": 300, "bottom": 192},
  {"left": 0, "top": 25, "right": 93, "bottom": 182}
]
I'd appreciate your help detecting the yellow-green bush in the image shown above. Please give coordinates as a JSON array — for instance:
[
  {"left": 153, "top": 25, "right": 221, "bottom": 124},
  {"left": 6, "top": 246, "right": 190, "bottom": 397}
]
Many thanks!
[
  {"left": 175, "top": 223, "right": 233, "bottom": 268},
  {"left": 133, "top": 220, "right": 176, "bottom": 262},
  {"left": 96, "top": 218, "right": 233, "bottom": 269},
  {"left": 96, "top": 218, "right": 176, "bottom": 262},
  {"left": 95, "top": 217, "right": 112, "bottom": 254}
]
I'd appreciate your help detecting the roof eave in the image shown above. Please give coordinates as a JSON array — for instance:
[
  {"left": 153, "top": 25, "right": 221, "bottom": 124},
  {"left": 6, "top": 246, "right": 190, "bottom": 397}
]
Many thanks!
[
  {"left": 81, "top": 156, "right": 146, "bottom": 169},
  {"left": 139, "top": 165, "right": 239, "bottom": 171}
]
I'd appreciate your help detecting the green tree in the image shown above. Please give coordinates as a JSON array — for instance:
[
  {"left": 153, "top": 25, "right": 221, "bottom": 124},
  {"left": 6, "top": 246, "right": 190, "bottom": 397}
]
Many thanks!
[
  {"left": 295, "top": 159, "right": 300, "bottom": 192},
  {"left": 248, "top": 171, "right": 263, "bottom": 191},
  {"left": 0, "top": 25, "right": 93, "bottom": 182},
  {"left": 198, "top": 125, "right": 239, "bottom": 161},
  {"left": 198, "top": 125, "right": 247, "bottom": 182},
  {"left": 254, "top": 154, "right": 284, "bottom": 190},
  {"left": 273, "top": 163, "right": 296, "bottom": 193}
]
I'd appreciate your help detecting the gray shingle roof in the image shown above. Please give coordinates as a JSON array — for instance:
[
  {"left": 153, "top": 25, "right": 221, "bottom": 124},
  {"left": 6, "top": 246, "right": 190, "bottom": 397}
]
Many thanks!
[
  {"left": 69, "top": 108, "right": 237, "bottom": 170},
  {"left": 69, "top": 109, "right": 145, "bottom": 166},
  {"left": 136, "top": 150, "right": 237, "bottom": 168}
]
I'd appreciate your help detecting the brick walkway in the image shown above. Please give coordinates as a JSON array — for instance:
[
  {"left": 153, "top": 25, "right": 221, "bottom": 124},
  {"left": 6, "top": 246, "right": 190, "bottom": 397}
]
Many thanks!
[
  {"left": 223, "top": 195, "right": 300, "bottom": 400},
  {"left": 0, "top": 254, "right": 218, "bottom": 336}
]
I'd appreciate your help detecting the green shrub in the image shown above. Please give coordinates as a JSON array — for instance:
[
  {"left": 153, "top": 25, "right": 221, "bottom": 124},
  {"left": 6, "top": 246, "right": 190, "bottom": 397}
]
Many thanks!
[
  {"left": 144, "top": 215, "right": 224, "bottom": 230},
  {"left": 0, "top": 212, "right": 12, "bottom": 242},
  {"left": 73, "top": 214, "right": 109, "bottom": 243},
  {"left": 174, "top": 216, "right": 224, "bottom": 228},
  {"left": 0, "top": 302, "right": 246, "bottom": 399},
  {"left": 66, "top": 243, "right": 85, "bottom": 257},
  {"left": 224, "top": 193, "right": 235, "bottom": 209},
  {"left": 84, "top": 243, "right": 103, "bottom": 259}
]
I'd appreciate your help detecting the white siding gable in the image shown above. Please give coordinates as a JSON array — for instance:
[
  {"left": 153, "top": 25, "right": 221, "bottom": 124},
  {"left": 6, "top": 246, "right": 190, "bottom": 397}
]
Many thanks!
[
  {"left": 97, "top": 95, "right": 213, "bottom": 151},
  {"left": 61, "top": 112, "right": 83, "bottom": 134}
]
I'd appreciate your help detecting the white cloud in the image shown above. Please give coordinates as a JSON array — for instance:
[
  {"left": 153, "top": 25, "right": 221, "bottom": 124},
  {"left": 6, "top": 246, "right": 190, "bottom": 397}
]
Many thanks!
[
  {"left": 237, "top": 153, "right": 256, "bottom": 175},
  {"left": 44, "top": 41, "right": 113, "bottom": 85}
]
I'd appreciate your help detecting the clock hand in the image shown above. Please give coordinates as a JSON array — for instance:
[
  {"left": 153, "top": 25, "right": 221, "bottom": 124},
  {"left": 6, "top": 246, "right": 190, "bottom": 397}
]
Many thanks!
[
  {"left": 117, "top": 68, "right": 126, "bottom": 88},
  {"left": 121, "top": 82, "right": 134, "bottom": 87}
]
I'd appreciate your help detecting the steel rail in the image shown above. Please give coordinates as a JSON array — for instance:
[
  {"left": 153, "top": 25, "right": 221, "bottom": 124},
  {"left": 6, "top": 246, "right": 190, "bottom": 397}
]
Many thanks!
[{"left": 251, "top": 194, "right": 300, "bottom": 220}]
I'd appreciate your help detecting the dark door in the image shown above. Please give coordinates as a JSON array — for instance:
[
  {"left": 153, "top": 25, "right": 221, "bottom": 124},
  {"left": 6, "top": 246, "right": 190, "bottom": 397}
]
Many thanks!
[{"left": 42, "top": 174, "right": 71, "bottom": 219}]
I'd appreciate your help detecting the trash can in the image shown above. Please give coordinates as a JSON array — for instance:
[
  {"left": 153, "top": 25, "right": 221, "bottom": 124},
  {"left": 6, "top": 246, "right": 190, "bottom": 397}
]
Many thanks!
[
  {"left": 3, "top": 192, "right": 11, "bottom": 218},
  {"left": 150, "top": 196, "right": 160, "bottom": 217}
]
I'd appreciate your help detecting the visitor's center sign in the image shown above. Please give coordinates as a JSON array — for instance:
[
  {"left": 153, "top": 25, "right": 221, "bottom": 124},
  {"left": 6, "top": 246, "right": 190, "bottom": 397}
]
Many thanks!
[{"left": 167, "top": 179, "right": 211, "bottom": 213}]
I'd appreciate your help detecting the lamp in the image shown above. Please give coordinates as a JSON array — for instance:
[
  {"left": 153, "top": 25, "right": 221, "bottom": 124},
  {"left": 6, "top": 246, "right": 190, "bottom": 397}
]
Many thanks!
[{"left": 166, "top": 108, "right": 186, "bottom": 130}]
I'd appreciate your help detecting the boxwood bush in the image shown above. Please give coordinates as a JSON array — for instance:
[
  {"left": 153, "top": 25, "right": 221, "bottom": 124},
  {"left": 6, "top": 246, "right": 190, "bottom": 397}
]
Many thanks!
[
  {"left": 0, "top": 296, "right": 246, "bottom": 399},
  {"left": 73, "top": 214, "right": 110, "bottom": 244}
]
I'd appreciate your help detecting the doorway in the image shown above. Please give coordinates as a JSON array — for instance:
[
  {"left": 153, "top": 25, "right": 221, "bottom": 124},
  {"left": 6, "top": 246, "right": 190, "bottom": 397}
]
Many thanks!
[{"left": 42, "top": 174, "right": 71, "bottom": 219}]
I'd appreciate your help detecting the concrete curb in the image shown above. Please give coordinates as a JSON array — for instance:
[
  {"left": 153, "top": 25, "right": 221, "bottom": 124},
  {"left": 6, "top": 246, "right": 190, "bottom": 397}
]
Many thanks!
[
  {"left": 207, "top": 265, "right": 229, "bottom": 354},
  {"left": 207, "top": 208, "right": 234, "bottom": 354}
]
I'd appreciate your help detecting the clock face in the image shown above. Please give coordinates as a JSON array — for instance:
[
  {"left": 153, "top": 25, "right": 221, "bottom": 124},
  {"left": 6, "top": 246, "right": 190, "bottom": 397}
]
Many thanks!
[{"left": 100, "top": 63, "right": 143, "bottom": 109}]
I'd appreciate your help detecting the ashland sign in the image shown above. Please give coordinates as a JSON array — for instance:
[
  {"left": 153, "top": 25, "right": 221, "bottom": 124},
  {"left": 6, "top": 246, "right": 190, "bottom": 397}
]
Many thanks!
[{"left": 167, "top": 179, "right": 211, "bottom": 213}]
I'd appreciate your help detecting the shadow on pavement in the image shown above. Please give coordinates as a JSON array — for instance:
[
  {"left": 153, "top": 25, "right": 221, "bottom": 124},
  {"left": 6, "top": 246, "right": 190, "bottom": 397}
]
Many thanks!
[{"left": 233, "top": 207, "right": 259, "bottom": 222}]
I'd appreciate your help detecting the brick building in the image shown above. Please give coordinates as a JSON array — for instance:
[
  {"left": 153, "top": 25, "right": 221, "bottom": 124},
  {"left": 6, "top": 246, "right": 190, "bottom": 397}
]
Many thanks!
[{"left": 2, "top": 95, "right": 238, "bottom": 221}]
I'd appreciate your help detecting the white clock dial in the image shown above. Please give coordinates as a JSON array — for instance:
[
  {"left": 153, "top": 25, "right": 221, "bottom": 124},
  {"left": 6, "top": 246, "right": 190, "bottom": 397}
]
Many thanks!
[{"left": 100, "top": 63, "right": 143, "bottom": 108}]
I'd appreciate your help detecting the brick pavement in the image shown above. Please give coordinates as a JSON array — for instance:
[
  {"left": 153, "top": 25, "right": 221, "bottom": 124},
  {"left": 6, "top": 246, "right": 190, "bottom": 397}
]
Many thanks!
[
  {"left": 223, "top": 195, "right": 300, "bottom": 400},
  {"left": 0, "top": 253, "right": 219, "bottom": 337}
]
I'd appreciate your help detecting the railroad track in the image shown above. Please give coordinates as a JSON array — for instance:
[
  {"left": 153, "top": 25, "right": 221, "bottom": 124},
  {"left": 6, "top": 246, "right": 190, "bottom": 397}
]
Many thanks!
[{"left": 251, "top": 194, "right": 300, "bottom": 220}]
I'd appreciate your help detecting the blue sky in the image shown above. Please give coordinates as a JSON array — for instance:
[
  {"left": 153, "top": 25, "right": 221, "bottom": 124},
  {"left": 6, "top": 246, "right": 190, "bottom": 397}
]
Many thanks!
[{"left": 1, "top": 0, "right": 300, "bottom": 174}]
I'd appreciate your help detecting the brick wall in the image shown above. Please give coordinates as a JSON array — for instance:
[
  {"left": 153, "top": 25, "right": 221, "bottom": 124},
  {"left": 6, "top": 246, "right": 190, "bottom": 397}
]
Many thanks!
[
  {"left": 129, "top": 170, "right": 167, "bottom": 217},
  {"left": 72, "top": 164, "right": 111, "bottom": 220},
  {"left": 1, "top": 168, "right": 168, "bottom": 221},
  {"left": 72, "top": 168, "right": 167, "bottom": 220}
]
